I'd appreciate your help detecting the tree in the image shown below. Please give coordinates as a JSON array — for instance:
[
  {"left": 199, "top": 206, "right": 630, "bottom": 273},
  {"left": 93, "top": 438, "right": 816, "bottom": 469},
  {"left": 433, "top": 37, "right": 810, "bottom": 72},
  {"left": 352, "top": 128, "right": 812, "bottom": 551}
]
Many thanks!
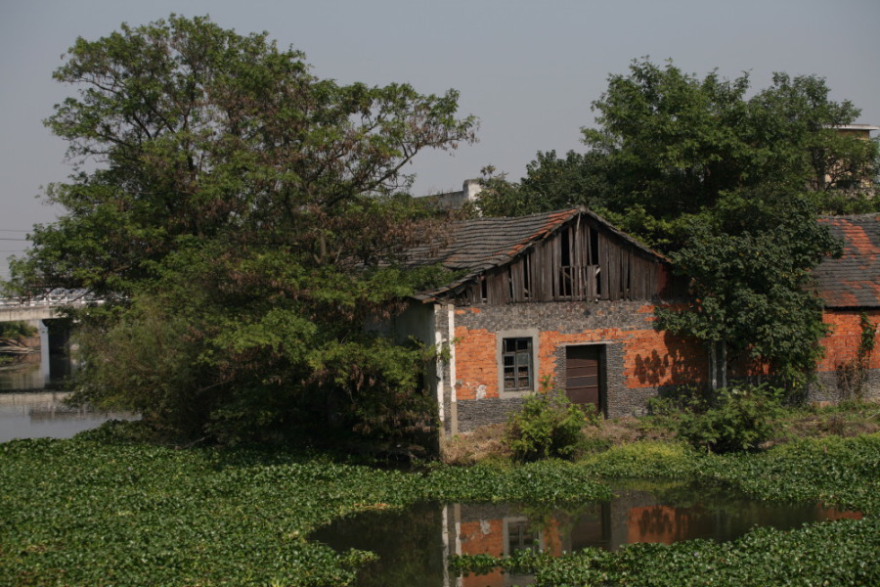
[
  {"left": 478, "top": 58, "right": 870, "bottom": 392},
  {"left": 7, "top": 15, "right": 476, "bottom": 446},
  {"left": 586, "top": 60, "right": 878, "bottom": 233},
  {"left": 588, "top": 61, "right": 863, "bottom": 391},
  {"left": 654, "top": 187, "right": 841, "bottom": 391},
  {"left": 476, "top": 150, "right": 606, "bottom": 217},
  {"left": 484, "top": 59, "right": 878, "bottom": 247}
]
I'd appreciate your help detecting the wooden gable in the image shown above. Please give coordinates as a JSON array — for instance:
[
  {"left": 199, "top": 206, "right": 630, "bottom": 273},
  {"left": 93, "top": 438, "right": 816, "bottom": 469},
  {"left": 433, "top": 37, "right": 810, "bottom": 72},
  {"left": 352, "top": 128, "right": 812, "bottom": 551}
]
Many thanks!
[{"left": 451, "top": 213, "right": 669, "bottom": 305}]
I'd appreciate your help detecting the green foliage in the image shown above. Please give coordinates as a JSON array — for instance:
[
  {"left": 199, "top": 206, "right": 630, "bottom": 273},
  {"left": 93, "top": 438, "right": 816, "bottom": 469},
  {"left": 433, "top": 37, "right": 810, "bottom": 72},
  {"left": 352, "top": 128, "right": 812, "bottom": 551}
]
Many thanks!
[
  {"left": 0, "top": 437, "right": 611, "bottom": 586},
  {"left": 2, "top": 429, "right": 878, "bottom": 586},
  {"left": 656, "top": 189, "right": 841, "bottom": 389},
  {"left": 706, "top": 434, "right": 880, "bottom": 512},
  {"left": 453, "top": 433, "right": 880, "bottom": 586},
  {"left": 506, "top": 391, "right": 591, "bottom": 462},
  {"left": 425, "top": 460, "right": 612, "bottom": 503},
  {"left": 476, "top": 150, "right": 606, "bottom": 216},
  {"left": 583, "top": 59, "right": 877, "bottom": 233},
  {"left": 581, "top": 440, "right": 697, "bottom": 478},
  {"left": 859, "top": 311, "right": 877, "bottom": 359},
  {"left": 7, "top": 14, "right": 476, "bottom": 447},
  {"left": 674, "top": 386, "right": 783, "bottom": 454},
  {"left": 473, "top": 59, "right": 874, "bottom": 394},
  {"left": 583, "top": 59, "right": 755, "bottom": 225},
  {"left": 0, "top": 321, "right": 37, "bottom": 340},
  {"left": 836, "top": 313, "right": 878, "bottom": 401},
  {"left": 458, "top": 517, "right": 880, "bottom": 587}
]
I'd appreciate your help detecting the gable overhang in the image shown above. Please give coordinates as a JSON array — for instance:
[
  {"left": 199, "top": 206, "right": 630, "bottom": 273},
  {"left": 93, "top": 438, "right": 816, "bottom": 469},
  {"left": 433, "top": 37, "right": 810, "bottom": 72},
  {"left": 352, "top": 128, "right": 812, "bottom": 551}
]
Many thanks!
[{"left": 412, "top": 207, "right": 671, "bottom": 303}]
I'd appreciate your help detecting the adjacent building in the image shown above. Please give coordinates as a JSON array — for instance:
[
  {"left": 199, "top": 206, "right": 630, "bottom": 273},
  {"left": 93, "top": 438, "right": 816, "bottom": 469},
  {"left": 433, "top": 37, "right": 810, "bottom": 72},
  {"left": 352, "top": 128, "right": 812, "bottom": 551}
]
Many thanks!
[{"left": 394, "top": 208, "right": 880, "bottom": 438}]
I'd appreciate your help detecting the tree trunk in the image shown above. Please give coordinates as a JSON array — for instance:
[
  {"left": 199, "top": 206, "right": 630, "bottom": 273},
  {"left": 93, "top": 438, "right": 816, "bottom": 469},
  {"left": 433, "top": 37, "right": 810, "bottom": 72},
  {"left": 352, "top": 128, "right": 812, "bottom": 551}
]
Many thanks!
[
  {"left": 720, "top": 340, "right": 728, "bottom": 389},
  {"left": 709, "top": 342, "right": 718, "bottom": 391}
]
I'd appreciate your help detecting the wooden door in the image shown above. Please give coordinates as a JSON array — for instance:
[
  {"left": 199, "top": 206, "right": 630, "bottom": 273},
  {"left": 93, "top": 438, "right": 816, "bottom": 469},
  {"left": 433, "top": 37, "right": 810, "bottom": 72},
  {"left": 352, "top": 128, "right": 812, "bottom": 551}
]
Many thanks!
[{"left": 565, "top": 345, "right": 604, "bottom": 414}]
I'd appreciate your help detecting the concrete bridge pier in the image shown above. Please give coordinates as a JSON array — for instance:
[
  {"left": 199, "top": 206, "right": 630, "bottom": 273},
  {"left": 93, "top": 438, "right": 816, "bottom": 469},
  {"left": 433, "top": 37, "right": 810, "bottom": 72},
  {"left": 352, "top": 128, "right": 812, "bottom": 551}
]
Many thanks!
[{"left": 38, "top": 319, "right": 74, "bottom": 387}]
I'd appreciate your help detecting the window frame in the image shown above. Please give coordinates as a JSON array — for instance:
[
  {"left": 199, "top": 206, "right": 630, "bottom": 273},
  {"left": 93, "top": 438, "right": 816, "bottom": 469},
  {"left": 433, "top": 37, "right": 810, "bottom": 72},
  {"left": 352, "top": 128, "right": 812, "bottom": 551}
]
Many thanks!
[{"left": 497, "top": 329, "right": 539, "bottom": 396}]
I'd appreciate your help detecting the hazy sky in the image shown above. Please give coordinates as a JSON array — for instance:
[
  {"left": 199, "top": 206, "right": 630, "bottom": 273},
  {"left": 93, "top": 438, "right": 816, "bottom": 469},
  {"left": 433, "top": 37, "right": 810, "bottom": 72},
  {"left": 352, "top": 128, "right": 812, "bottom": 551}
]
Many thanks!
[{"left": 2, "top": 0, "right": 879, "bottom": 279}]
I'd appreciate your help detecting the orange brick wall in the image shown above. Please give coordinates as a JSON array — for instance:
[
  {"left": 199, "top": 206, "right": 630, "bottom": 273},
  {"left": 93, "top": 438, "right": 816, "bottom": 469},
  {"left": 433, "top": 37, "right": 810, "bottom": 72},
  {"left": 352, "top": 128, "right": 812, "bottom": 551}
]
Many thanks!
[
  {"left": 459, "top": 519, "right": 505, "bottom": 587},
  {"left": 448, "top": 302, "right": 880, "bottom": 429},
  {"left": 454, "top": 326, "right": 498, "bottom": 400},
  {"left": 452, "top": 306, "right": 708, "bottom": 398},
  {"left": 817, "top": 310, "right": 880, "bottom": 372}
]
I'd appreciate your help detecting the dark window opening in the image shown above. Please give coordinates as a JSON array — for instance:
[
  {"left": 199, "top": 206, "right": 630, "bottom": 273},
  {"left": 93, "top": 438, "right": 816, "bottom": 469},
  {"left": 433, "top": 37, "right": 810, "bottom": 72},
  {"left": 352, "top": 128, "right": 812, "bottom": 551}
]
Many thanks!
[
  {"left": 507, "top": 520, "right": 540, "bottom": 554},
  {"left": 589, "top": 228, "right": 599, "bottom": 265},
  {"left": 559, "top": 228, "right": 573, "bottom": 297},
  {"left": 503, "top": 337, "right": 533, "bottom": 391}
]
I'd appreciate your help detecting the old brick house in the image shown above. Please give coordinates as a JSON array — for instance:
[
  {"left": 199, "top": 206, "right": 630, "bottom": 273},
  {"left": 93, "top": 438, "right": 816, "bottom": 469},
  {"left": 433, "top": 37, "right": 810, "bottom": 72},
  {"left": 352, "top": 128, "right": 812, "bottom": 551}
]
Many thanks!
[
  {"left": 394, "top": 209, "right": 880, "bottom": 437},
  {"left": 812, "top": 214, "right": 880, "bottom": 401}
]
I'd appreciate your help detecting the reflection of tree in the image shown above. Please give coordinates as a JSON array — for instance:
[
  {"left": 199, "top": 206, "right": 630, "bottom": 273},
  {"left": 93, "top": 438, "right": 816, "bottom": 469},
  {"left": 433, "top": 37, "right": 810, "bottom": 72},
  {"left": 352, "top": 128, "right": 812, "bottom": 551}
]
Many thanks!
[
  {"left": 311, "top": 503, "right": 446, "bottom": 587},
  {"left": 0, "top": 322, "right": 39, "bottom": 368}
]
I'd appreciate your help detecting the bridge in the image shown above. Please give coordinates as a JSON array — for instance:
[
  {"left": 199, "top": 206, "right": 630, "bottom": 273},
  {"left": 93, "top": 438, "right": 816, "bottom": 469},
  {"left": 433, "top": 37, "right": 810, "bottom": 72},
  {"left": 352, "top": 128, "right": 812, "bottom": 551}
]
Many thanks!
[
  {"left": 0, "top": 290, "right": 99, "bottom": 322},
  {"left": 0, "top": 291, "right": 100, "bottom": 390}
]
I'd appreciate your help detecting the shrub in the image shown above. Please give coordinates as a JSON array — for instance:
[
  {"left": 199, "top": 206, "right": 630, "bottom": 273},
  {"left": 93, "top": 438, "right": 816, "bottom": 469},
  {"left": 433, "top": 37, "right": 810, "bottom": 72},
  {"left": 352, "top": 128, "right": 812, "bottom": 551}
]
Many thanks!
[
  {"left": 507, "top": 392, "right": 590, "bottom": 461},
  {"left": 677, "top": 386, "right": 782, "bottom": 453}
]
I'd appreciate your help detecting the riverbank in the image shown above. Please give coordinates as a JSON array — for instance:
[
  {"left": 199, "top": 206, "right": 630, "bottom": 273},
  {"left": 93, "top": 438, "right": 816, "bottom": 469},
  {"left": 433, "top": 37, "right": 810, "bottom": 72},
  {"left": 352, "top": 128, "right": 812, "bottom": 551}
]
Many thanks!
[{"left": 1, "top": 412, "right": 878, "bottom": 586}]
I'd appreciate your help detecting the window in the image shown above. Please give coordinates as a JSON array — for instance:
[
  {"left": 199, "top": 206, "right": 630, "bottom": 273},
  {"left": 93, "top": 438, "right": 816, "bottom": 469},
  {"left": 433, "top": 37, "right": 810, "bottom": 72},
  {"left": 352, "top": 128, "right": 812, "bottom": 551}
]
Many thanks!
[
  {"left": 503, "top": 337, "right": 533, "bottom": 392},
  {"left": 506, "top": 519, "right": 540, "bottom": 554}
]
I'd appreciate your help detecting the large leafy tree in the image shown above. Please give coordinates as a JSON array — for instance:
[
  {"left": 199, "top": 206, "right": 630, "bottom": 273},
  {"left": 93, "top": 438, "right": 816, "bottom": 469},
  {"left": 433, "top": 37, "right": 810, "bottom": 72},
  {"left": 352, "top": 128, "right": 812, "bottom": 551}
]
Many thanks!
[
  {"left": 481, "top": 60, "right": 877, "bottom": 244},
  {"left": 7, "top": 15, "right": 476, "bottom": 446},
  {"left": 654, "top": 187, "right": 842, "bottom": 391},
  {"left": 478, "top": 58, "right": 874, "bottom": 390}
]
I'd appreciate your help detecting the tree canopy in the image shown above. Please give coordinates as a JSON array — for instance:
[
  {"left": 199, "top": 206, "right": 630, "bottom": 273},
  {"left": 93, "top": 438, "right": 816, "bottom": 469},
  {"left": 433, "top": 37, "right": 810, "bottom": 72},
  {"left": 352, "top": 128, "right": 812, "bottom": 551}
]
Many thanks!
[
  {"left": 477, "top": 58, "right": 875, "bottom": 390},
  {"left": 7, "top": 15, "right": 476, "bottom": 447},
  {"left": 479, "top": 60, "right": 878, "bottom": 244}
]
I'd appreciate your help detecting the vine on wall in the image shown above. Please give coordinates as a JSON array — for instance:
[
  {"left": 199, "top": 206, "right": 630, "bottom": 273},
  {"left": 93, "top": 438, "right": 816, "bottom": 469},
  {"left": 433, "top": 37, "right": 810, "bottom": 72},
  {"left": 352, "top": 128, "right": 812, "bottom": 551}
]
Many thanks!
[{"left": 836, "top": 312, "right": 877, "bottom": 400}]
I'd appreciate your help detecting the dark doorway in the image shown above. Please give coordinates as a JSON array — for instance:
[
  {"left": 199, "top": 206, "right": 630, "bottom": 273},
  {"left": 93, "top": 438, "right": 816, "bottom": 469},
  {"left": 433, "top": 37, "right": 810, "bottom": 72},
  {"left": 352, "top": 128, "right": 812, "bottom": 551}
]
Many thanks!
[{"left": 565, "top": 345, "right": 605, "bottom": 415}]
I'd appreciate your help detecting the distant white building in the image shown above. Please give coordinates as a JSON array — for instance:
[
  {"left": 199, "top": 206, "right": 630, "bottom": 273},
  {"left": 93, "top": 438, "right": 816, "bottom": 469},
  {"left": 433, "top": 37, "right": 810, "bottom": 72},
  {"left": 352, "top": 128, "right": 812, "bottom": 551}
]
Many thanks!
[{"left": 420, "top": 179, "right": 483, "bottom": 211}]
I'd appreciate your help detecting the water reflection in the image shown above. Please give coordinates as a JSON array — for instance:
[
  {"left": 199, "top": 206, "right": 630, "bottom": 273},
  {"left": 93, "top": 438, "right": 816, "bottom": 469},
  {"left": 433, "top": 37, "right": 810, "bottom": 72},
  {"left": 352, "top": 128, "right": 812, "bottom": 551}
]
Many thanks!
[
  {"left": 311, "top": 486, "right": 861, "bottom": 587},
  {"left": 0, "top": 391, "right": 136, "bottom": 443},
  {"left": 0, "top": 362, "right": 48, "bottom": 391}
]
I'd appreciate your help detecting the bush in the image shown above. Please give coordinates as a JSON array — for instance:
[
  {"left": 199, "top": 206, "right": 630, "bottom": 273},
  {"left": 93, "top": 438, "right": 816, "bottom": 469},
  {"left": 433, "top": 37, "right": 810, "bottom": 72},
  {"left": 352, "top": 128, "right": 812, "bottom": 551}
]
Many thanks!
[
  {"left": 507, "top": 392, "right": 590, "bottom": 461},
  {"left": 677, "top": 386, "right": 782, "bottom": 453}
]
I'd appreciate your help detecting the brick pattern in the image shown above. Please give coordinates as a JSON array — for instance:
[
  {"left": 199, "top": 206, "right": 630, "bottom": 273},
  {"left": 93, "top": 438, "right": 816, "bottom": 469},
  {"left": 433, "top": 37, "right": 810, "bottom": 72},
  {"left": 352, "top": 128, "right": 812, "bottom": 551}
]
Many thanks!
[
  {"left": 817, "top": 310, "right": 880, "bottom": 371},
  {"left": 810, "top": 309, "right": 880, "bottom": 402},
  {"left": 450, "top": 300, "right": 710, "bottom": 428},
  {"left": 444, "top": 304, "right": 880, "bottom": 433},
  {"left": 459, "top": 518, "right": 506, "bottom": 587},
  {"left": 454, "top": 325, "right": 498, "bottom": 400}
]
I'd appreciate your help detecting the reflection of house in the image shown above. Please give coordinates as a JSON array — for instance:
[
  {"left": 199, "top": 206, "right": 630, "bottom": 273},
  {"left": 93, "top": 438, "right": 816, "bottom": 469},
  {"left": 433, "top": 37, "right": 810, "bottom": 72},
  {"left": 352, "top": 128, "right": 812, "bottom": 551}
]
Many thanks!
[
  {"left": 443, "top": 495, "right": 861, "bottom": 587},
  {"left": 395, "top": 208, "right": 880, "bottom": 437}
]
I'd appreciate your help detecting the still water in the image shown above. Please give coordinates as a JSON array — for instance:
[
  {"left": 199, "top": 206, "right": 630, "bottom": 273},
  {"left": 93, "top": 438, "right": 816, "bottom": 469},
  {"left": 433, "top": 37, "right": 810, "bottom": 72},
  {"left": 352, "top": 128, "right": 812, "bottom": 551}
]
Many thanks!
[
  {"left": 311, "top": 485, "right": 862, "bottom": 587},
  {"left": 0, "top": 389, "right": 135, "bottom": 443}
]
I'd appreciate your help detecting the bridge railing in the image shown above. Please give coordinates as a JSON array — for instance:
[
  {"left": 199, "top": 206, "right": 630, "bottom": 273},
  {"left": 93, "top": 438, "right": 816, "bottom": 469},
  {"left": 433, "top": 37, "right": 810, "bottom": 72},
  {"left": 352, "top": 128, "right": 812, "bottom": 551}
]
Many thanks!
[{"left": 0, "top": 289, "right": 102, "bottom": 310}]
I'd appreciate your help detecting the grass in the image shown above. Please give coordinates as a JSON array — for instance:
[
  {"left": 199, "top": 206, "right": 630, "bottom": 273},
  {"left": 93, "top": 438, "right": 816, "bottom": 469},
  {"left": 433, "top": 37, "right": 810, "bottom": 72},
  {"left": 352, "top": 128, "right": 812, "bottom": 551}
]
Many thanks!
[
  {"left": 441, "top": 399, "right": 880, "bottom": 465},
  {"left": 1, "top": 402, "right": 878, "bottom": 586}
]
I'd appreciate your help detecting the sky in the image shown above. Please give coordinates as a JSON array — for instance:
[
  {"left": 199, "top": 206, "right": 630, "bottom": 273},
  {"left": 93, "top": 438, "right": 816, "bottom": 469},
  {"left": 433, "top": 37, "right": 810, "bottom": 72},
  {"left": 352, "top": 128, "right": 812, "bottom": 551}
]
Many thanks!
[{"left": 1, "top": 0, "right": 879, "bottom": 279}]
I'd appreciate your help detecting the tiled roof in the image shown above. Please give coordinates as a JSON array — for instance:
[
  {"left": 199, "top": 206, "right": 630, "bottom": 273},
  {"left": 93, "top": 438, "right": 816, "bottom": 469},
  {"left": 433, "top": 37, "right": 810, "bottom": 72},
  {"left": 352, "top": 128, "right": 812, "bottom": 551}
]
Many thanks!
[
  {"left": 816, "top": 215, "right": 880, "bottom": 308},
  {"left": 408, "top": 207, "right": 667, "bottom": 300}
]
